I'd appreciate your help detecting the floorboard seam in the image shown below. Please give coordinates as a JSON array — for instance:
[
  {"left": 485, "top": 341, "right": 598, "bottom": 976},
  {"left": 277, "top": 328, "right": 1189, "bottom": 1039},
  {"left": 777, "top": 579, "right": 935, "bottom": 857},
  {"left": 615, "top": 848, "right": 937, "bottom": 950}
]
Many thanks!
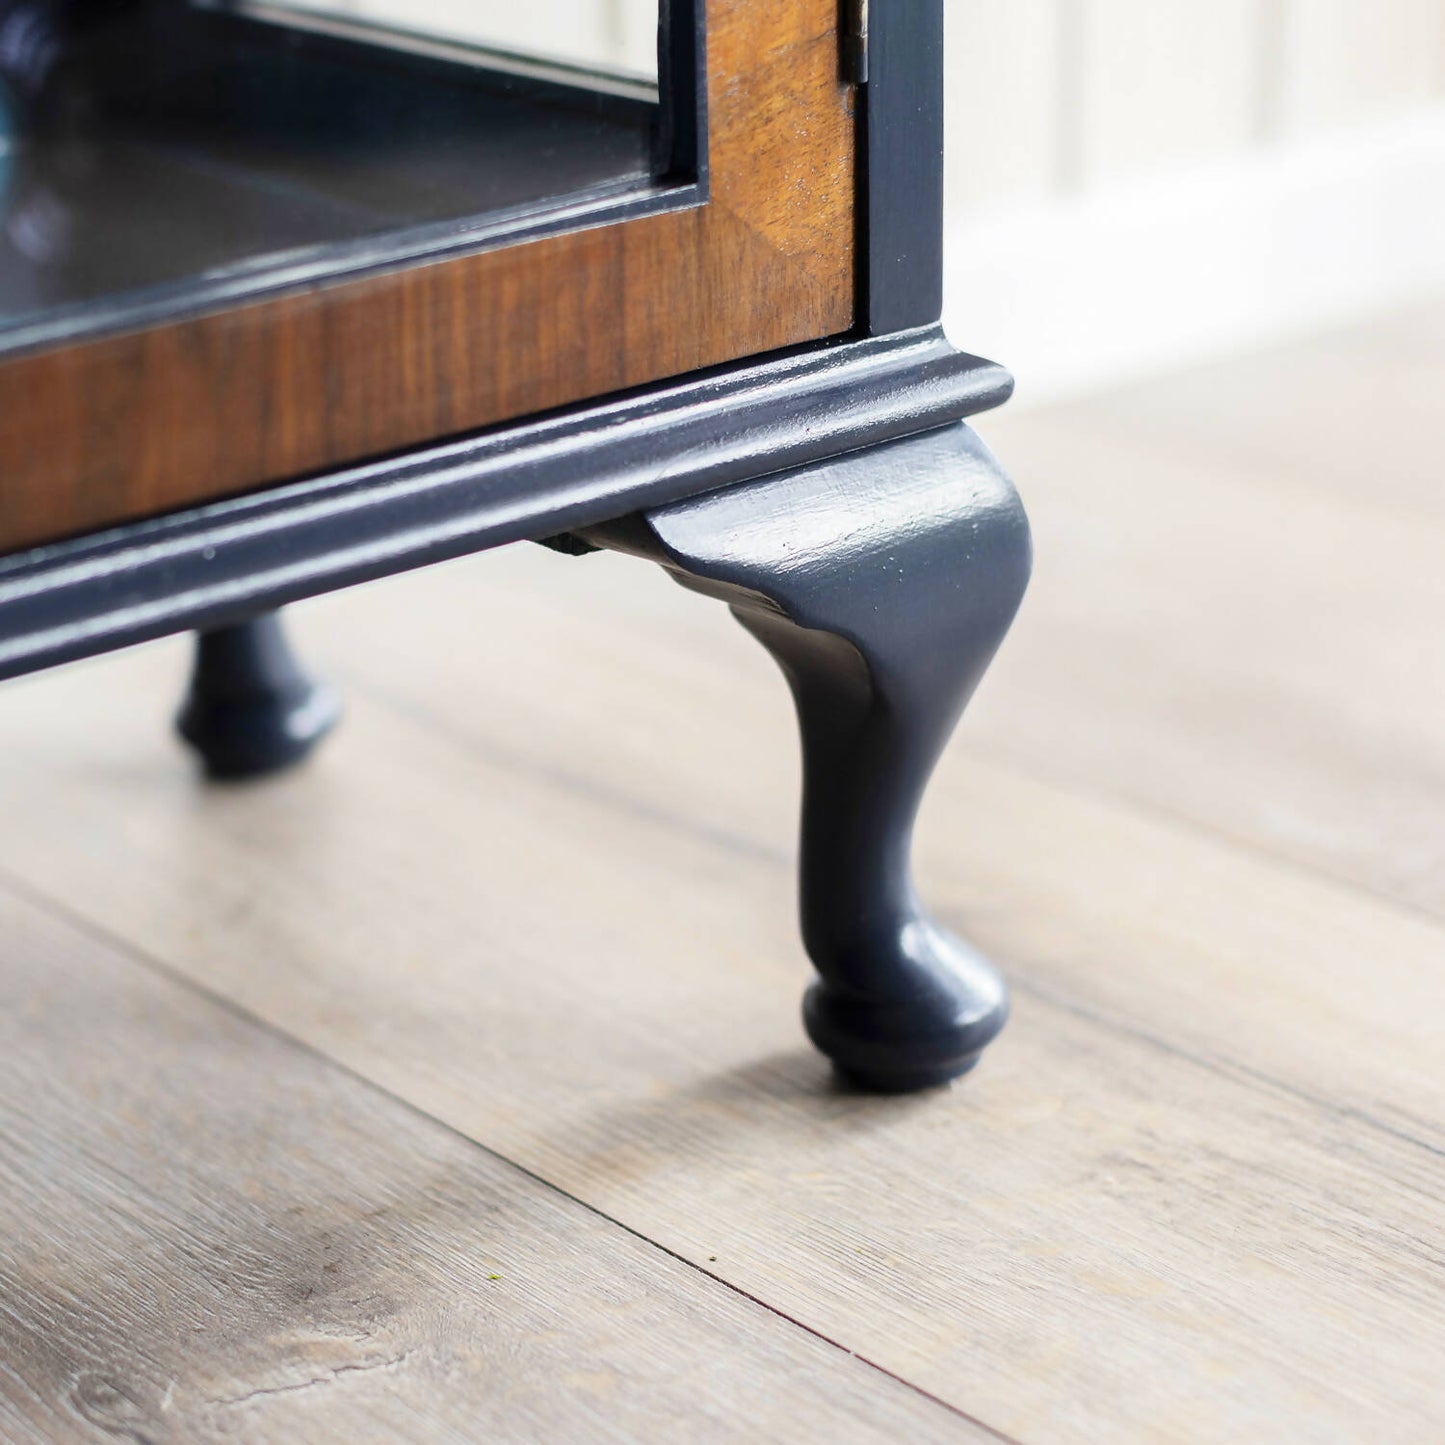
[
  {"left": 340, "top": 666, "right": 791, "bottom": 869},
  {"left": 0, "top": 868, "right": 1023, "bottom": 1445},
  {"left": 321, "top": 665, "right": 1445, "bottom": 1162},
  {"left": 967, "top": 733, "right": 1445, "bottom": 943},
  {"left": 351, "top": 632, "right": 1445, "bottom": 949},
  {"left": 1002, "top": 972, "right": 1445, "bottom": 1161}
]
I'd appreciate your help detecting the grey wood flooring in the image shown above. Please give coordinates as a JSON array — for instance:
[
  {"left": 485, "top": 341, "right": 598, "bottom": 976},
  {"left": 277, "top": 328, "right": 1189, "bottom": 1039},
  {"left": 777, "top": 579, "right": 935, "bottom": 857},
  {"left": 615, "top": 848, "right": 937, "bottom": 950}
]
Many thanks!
[{"left": 0, "top": 301, "right": 1441, "bottom": 1442}]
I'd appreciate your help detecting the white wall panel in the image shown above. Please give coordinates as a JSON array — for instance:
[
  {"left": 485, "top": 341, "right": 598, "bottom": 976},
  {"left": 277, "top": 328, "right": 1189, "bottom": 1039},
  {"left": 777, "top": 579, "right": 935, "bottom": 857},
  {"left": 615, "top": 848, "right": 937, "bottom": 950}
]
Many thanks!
[
  {"left": 945, "top": 1, "right": 1063, "bottom": 217},
  {"left": 1274, "top": 0, "right": 1445, "bottom": 135},
  {"left": 1075, "top": 0, "right": 1263, "bottom": 184}
]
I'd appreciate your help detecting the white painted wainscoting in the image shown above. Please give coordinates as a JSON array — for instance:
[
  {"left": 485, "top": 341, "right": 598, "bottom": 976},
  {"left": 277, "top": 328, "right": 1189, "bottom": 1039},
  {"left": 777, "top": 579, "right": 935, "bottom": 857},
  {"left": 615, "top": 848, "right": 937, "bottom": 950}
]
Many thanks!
[{"left": 943, "top": 0, "right": 1445, "bottom": 399}]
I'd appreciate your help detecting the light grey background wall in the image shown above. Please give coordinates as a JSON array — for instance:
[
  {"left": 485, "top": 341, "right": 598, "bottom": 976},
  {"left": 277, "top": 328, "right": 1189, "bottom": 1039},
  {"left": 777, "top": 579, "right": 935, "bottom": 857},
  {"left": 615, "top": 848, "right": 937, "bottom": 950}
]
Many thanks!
[
  {"left": 944, "top": 1, "right": 1445, "bottom": 397},
  {"left": 947, "top": 0, "right": 1445, "bottom": 215}
]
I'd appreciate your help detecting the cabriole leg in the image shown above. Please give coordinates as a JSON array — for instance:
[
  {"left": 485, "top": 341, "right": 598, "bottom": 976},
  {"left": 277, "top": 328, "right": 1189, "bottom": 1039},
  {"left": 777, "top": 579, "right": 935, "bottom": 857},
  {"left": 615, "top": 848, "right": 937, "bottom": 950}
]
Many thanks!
[
  {"left": 176, "top": 612, "right": 340, "bottom": 780},
  {"left": 585, "top": 424, "right": 1032, "bottom": 1092}
]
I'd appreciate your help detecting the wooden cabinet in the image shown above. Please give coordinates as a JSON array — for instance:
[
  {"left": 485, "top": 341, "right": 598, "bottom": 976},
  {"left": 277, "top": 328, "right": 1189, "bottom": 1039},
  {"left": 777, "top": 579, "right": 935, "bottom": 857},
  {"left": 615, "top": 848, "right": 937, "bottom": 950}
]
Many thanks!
[{"left": 0, "top": 0, "right": 1031, "bottom": 1092}]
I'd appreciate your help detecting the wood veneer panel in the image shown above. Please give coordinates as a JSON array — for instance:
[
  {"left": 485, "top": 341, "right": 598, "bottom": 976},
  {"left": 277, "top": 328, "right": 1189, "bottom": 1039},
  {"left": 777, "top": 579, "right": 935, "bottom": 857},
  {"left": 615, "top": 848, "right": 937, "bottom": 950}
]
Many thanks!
[{"left": 0, "top": 0, "right": 855, "bottom": 551}]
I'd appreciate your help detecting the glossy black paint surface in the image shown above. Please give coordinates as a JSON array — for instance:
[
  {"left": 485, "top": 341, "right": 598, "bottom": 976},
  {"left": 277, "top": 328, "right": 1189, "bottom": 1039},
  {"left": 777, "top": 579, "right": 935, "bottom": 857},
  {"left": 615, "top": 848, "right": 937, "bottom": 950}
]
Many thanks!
[
  {"left": 176, "top": 612, "right": 339, "bottom": 779},
  {"left": 656, "top": 0, "right": 704, "bottom": 183},
  {"left": 586, "top": 423, "right": 1031, "bottom": 1089},
  {"left": 0, "top": 329, "right": 1011, "bottom": 680},
  {"left": 0, "top": 0, "right": 672, "bottom": 354},
  {"left": 860, "top": 0, "right": 945, "bottom": 334}
]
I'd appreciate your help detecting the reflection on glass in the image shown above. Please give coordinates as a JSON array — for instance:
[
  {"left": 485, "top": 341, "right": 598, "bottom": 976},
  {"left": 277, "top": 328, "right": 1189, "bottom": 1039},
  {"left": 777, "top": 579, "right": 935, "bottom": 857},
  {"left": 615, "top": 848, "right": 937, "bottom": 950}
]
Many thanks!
[
  {"left": 270, "top": 0, "right": 659, "bottom": 85},
  {"left": 0, "top": 0, "right": 662, "bottom": 342}
]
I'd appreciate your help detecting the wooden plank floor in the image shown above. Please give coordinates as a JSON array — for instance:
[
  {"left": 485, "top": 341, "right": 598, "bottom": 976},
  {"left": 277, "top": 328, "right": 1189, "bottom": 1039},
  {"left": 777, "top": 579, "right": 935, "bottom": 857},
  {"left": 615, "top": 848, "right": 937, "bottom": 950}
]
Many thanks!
[
  {"left": 0, "top": 890, "right": 985, "bottom": 1443},
  {"left": 0, "top": 301, "right": 1441, "bottom": 1441}
]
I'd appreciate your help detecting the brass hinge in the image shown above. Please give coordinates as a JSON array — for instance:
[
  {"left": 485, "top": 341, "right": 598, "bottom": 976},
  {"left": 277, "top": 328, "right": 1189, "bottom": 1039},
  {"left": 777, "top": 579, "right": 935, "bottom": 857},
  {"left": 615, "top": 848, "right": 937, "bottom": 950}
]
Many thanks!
[{"left": 843, "top": 0, "right": 869, "bottom": 85}]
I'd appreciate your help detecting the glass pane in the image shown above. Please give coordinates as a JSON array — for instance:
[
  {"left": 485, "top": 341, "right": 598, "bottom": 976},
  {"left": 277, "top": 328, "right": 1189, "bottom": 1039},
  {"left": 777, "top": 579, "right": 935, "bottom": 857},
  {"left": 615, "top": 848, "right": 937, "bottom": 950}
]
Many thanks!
[{"left": 0, "top": 0, "right": 665, "bottom": 348}]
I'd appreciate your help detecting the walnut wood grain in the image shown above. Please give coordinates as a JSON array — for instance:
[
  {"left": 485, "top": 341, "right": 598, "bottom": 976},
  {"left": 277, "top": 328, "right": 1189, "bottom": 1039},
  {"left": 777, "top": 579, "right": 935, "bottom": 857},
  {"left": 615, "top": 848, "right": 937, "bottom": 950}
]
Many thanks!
[{"left": 0, "top": 0, "right": 856, "bottom": 553}]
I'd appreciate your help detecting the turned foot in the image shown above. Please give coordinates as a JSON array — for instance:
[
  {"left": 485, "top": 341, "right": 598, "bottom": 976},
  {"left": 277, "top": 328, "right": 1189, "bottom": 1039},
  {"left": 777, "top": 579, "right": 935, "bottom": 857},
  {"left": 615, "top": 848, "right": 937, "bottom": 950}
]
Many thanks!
[
  {"left": 176, "top": 613, "right": 339, "bottom": 780},
  {"left": 584, "top": 423, "right": 1031, "bottom": 1091}
]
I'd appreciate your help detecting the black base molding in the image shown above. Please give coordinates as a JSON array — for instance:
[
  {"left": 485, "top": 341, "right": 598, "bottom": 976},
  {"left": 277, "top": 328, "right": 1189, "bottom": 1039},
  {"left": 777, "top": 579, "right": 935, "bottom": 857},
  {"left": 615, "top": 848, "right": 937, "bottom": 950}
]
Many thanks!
[{"left": 0, "top": 328, "right": 1010, "bottom": 682}]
